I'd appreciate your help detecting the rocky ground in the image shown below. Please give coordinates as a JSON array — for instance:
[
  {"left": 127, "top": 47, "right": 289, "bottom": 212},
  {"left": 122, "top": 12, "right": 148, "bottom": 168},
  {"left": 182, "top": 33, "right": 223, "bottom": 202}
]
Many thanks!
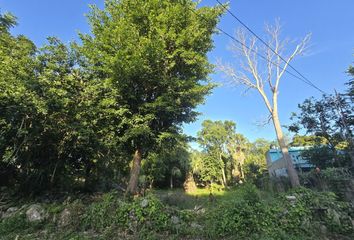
[{"left": 1, "top": 186, "right": 354, "bottom": 240}]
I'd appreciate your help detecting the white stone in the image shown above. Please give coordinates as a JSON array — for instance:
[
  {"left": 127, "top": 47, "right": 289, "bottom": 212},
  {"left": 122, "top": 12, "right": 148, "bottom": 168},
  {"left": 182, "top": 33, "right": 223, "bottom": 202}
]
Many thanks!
[
  {"left": 2, "top": 207, "right": 18, "bottom": 218},
  {"left": 140, "top": 198, "right": 149, "bottom": 208},
  {"left": 26, "top": 204, "right": 46, "bottom": 222},
  {"left": 171, "top": 215, "right": 180, "bottom": 224},
  {"left": 58, "top": 208, "right": 71, "bottom": 227},
  {"left": 285, "top": 195, "right": 296, "bottom": 201}
]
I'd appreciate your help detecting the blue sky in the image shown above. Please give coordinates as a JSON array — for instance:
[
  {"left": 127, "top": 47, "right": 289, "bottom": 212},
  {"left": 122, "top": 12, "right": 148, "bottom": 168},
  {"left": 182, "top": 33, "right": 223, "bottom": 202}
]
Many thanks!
[{"left": 1, "top": 0, "right": 353, "bottom": 145}]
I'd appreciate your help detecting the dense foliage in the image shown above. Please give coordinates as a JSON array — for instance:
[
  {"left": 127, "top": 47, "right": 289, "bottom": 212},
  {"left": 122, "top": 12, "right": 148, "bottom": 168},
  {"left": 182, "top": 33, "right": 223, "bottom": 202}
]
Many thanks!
[
  {"left": 206, "top": 185, "right": 354, "bottom": 239},
  {"left": 1, "top": 2, "right": 354, "bottom": 239},
  {"left": 1, "top": 186, "right": 353, "bottom": 239},
  {"left": 289, "top": 78, "right": 354, "bottom": 169},
  {"left": 0, "top": 0, "right": 223, "bottom": 194},
  {"left": 191, "top": 120, "right": 271, "bottom": 187}
]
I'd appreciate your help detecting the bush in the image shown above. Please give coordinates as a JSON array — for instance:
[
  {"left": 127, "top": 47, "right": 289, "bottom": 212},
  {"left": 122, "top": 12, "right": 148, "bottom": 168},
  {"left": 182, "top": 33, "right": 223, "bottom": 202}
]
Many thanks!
[
  {"left": 0, "top": 212, "right": 44, "bottom": 239},
  {"left": 284, "top": 187, "right": 354, "bottom": 235},
  {"left": 299, "top": 168, "right": 354, "bottom": 202},
  {"left": 205, "top": 184, "right": 278, "bottom": 239},
  {"left": 82, "top": 192, "right": 176, "bottom": 234},
  {"left": 205, "top": 185, "right": 354, "bottom": 239}
]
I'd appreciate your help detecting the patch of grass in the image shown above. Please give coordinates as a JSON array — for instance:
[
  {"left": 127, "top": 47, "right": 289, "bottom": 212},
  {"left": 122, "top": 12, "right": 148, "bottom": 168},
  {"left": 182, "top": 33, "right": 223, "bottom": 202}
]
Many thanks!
[{"left": 154, "top": 184, "right": 227, "bottom": 209}]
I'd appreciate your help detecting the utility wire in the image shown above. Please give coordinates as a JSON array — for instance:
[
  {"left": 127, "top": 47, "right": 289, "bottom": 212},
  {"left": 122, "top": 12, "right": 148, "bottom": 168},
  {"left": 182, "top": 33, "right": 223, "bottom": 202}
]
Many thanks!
[
  {"left": 215, "top": 0, "right": 325, "bottom": 94},
  {"left": 190, "top": 8, "right": 323, "bottom": 91}
]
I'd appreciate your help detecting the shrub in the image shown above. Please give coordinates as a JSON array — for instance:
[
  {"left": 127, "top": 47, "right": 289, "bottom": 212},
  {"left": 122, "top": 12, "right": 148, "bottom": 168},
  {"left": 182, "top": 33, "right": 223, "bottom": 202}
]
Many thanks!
[
  {"left": 0, "top": 212, "right": 44, "bottom": 239},
  {"left": 282, "top": 187, "right": 354, "bottom": 235},
  {"left": 82, "top": 192, "right": 174, "bottom": 234},
  {"left": 299, "top": 168, "right": 354, "bottom": 201},
  {"left": 205, "top": 185, "right": 354, "bottom": 239},
  {"left": 205, "top": 184, "right": 277, "bottom": 239}
]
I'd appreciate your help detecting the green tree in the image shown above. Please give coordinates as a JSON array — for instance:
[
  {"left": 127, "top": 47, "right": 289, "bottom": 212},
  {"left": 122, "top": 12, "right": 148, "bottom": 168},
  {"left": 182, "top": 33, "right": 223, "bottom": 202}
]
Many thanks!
[
  {"left": 0, "top": 11, "right": 127, "bottom": 192},
  {"left": 197, "top": 120, "right": 238, "bottom": 185},
  {"left": 243, "top": 138, "right": 271, "bottom": 182},
  {"left": 0, "top": 12, "right": 38, "bottom": 187},
  {"left": 79, "top": 0, "right": 223, "bottom": 195},
  {"left": 142, "top": 137, "right": 190, "bottom": 189},
  {"left": 290, "top": 135, "right": 327, "bottom": 147},
  {"left": 227, "top": 133, "right": 249, "bottom": 182},
  {"left": 289, "top": 92, "right": 353, "bottom": 168}
]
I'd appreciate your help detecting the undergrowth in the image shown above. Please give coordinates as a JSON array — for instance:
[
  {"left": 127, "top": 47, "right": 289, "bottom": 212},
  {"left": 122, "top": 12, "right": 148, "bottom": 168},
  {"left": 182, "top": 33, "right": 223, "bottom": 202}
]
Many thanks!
[{"left": 1, "top": 186, "right": 353, "bottom": 240}]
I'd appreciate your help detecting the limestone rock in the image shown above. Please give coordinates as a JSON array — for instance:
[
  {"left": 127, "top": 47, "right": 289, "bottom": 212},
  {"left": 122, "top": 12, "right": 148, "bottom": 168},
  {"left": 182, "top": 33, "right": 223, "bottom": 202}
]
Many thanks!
[
  {"left": 285, "top": 195, "right": 296, "bottom": 201},
  {"left": 26, "top": 204, "right": 46, "bottom": 222},
  {"left": 58, "top": 208, "right": 71, "bottom": 227},
  {"left": 2, "top": 207, "right": 18, "bottom": 218},
  {"left": 191, "top": 222, "right": 203, "bottom": 230},
  {"left": 140, "top": 198, "right": 149, "bottom": 208},
  {"left": 171, "top": 215, "right": 180, "bottom": 224},
  {"left": 286, "top": 195, "right": 296, "bottom": 206}
]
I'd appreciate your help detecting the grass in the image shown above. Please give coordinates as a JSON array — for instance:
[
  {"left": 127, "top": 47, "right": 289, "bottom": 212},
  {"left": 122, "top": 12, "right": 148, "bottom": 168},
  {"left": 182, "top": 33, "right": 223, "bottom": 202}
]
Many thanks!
[
  {"left": 153, "top": 185, "right": 227, "bottom": 209},
  {"left": 154, "top": 184, "right": 276, "bottom": 209}
]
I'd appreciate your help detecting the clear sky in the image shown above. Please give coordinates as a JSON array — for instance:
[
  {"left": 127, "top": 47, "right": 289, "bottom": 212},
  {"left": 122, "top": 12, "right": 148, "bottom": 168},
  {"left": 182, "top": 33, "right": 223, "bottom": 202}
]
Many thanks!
[{"left": 1, "top": 0, "right": 353, "bottom": 145}]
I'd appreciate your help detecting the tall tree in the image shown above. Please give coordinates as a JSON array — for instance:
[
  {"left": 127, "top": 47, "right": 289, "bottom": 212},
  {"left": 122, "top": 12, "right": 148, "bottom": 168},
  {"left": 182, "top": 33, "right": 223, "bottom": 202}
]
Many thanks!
[
  {"left": 0, "top": 12, "right": 38, "bottom": 188},
  {"left": 79, "top": 0, "right": 223, "bottom": 195},
  {"left": 227, "top": 133, "right": 249, "bottom": 182},
  {"left": 197, "top": 120, "right": 237, "bottom": 186},
  {"left": 217, "top": 21, "right": 310, "bottom": 187},
  {"left": 0, "top": 11, "right": 127, "bottom": 192},
  {"left": 243, "top": 138, "right": 271, "bottom": 183},
  {"left": 289, "top": 90, "right": 354, "bottom": 168}
]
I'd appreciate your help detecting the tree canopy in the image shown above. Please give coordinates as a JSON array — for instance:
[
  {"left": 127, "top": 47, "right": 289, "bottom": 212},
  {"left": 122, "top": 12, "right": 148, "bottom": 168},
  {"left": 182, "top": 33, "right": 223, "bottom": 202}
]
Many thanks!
[{"left": 0, "top": 1, "right": 223, "bottom": 194}]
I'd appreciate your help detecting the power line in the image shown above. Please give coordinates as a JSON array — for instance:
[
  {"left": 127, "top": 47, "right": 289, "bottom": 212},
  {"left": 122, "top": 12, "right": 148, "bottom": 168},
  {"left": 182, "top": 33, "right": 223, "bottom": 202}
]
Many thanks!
[
  {"left": 189, "top": 8, "right": 324, "bottom": 92},
  {"left": 215, "top": 0, "right": 325, "bottom": 94}
]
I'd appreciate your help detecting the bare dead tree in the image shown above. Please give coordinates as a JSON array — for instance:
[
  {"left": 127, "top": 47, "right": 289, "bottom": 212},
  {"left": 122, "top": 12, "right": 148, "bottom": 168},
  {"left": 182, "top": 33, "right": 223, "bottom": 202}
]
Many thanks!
[{"left": 217, "top": 20, "right": 311, "bottom": 187}]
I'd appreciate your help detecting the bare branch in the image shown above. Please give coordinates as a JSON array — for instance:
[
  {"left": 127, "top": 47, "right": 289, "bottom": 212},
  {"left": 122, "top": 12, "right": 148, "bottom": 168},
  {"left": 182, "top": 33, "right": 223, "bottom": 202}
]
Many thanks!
[
  {"left": 275, "top": 33, "right": 311, "bottom": 91},
  {"left": 216, "top": 59, "right": 257, "bottom": 89},
  {"left": 217, "top": 19, "right": 310, "bottom": 117},
  {"left": 254, "top": 114, "right": 273, "bottom": 128}
]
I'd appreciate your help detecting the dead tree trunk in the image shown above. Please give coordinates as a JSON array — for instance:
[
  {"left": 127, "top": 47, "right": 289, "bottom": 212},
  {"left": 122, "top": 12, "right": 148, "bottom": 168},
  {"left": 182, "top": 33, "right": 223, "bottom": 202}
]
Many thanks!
[
  {"left": 217, "top": 20, "right": 309, "bottom": 188},
  {"left": 272, "top": 113, "right": 300, "bottom": 187}
]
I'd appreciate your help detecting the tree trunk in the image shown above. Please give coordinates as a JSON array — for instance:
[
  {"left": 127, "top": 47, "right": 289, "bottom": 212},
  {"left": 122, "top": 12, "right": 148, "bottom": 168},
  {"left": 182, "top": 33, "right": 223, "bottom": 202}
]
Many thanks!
[
  {"left": 149, "top": 179, "right": 154, "bottom": 189},
  {"left": 221, "top": 168, "right": 227, "bottom": 187},
  {"left": 220, "top": 152, "right": 227, "bottom": 186},
  {"left": 238, "top": 152, "right": 245, "bottom": 180},
  {"left": 170, "top": 175, "right": 173, "bottom": 189},
  {"left": 126, "top": 149, "right": 142, "bottom": 196},
  {"left": 272, "top": 113, "right": 300, "bottom": 187}
]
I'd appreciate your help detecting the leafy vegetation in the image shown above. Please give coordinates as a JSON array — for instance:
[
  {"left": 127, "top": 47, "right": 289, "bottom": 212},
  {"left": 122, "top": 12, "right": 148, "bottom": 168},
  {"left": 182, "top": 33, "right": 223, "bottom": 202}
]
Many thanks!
[
  {"left": 1, "top": 186, "right": 353, "bottom": 239},
  {"left": 289, "top": 77, "right": 354, "bottom": 169},
  {"left": 0, "top": 0, "right": 354, "bottom": 239},
  {"left": 0, "top": 0, "right": 223, "bottom": 194}
]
